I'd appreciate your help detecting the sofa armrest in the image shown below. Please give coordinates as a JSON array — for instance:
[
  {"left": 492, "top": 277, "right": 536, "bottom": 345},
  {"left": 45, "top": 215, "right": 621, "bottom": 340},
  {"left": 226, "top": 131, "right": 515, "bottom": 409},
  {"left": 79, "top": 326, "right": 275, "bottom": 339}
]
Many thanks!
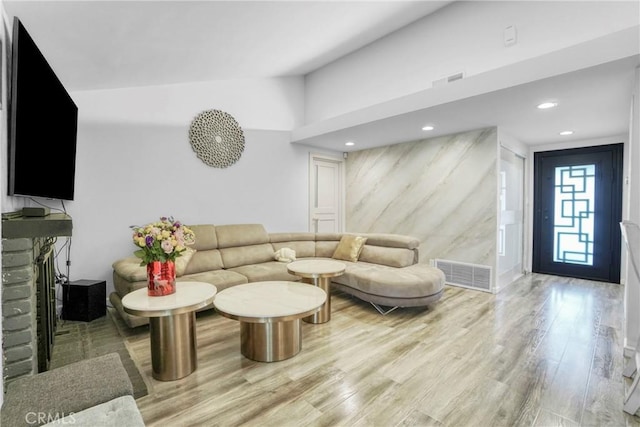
[
  {"left": 112, "top": 256, "right": 147, "bottom": 283},
  {"left": 1, "top": 353, "right": 134, "bottom": 426}
]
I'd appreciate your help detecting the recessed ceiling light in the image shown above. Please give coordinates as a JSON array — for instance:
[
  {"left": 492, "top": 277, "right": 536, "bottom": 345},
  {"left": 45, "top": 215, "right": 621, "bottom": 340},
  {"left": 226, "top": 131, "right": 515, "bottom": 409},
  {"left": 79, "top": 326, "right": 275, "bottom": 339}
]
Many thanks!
[
  {"left": 537, "top": 102, "right": 558, "bottom": 109},
  {"left": 559, "top": 130, "right": 574, "bottom": 136},
  {"left": 345, "top": 141, "right": 355, "bottom": 146},
  {"left": 422, "top": 125, "right": 434, "bottom": 131}
]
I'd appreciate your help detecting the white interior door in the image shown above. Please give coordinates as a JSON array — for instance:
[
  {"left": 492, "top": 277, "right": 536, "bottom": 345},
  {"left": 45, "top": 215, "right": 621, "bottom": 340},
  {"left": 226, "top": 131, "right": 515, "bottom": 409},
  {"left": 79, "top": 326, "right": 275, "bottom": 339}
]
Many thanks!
[
  {"left": 309, "top": 154, "right": 344, "bottom": 233},
  {"left": 498, "top": 146, "right": 525, "bottom": 290}
]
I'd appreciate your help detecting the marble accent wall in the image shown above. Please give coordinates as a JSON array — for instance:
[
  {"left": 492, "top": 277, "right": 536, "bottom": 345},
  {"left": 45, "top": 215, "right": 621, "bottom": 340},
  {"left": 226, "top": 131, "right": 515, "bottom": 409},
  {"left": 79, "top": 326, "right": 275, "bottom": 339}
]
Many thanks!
[{"left": 346, "top": 128, "right": 498, "bottom": 269}]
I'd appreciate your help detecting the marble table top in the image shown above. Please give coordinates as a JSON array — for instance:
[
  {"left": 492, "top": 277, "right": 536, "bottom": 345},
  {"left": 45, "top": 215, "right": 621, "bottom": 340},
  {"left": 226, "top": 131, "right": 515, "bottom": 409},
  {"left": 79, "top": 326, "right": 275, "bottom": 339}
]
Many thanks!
[
  {"left": 213, "top": 281, "right": 327, "bottom": 323},
  {"left": 287, "top": 259, "right": 346, "bottom": 278},
  {"left": 122, "top": 281, "right": 217, "bottom": 318}
]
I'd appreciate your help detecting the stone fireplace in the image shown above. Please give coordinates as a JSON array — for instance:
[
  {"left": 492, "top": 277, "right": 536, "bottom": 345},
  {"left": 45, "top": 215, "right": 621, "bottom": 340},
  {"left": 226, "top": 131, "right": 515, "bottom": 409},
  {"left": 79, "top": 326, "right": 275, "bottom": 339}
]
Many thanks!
[{"left": 1, "top": 213, "right": 72, "bottom": 389}]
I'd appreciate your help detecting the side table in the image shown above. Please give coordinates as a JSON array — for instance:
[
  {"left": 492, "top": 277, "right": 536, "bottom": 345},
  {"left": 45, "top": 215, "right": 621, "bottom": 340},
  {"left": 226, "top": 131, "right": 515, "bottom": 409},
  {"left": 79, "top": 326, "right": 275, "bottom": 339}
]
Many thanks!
[
  {"left": 122, "top": 281, "right": 217, "bottom": 381},
  {"left": 287, "top": 259, "right": 346, "bottom": 323}
]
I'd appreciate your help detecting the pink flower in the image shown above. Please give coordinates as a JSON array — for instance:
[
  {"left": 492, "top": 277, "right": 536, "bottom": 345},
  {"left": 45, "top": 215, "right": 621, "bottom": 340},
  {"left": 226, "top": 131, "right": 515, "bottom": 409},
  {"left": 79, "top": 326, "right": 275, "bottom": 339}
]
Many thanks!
[
  {"left": 161, "top": 239, "right": 174, "bottom": 254},
  {"left": 174, "top": 229, "right": 184, "bottom": 245}
]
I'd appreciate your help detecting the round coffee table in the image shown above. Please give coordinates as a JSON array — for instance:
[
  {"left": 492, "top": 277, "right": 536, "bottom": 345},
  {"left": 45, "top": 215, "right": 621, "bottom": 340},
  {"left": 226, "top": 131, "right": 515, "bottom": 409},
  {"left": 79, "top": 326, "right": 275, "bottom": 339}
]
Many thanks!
[
  {"left": 213, "top": 281, "right": 326, "bottom": 362},
  {"left": 122, "top": 281, "right": 217, "bottom": 381},
  {"left": 287, "top": 259, "right": 346, "bottom": 323}
]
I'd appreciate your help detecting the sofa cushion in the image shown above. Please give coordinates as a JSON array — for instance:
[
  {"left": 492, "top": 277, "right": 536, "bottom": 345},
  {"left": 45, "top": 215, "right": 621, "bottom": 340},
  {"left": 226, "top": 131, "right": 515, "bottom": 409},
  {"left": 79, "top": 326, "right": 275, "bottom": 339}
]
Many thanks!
[
  {"left": 332, "top": 235, "right": 367, "bottom": 262},
  {"left": 363, "top": 233, "right": 420, "bottom": 250},
  {"left": 335, "top": 262, "right": 445, "bottom": 299},
  {"left": 359, "top": 245, "right": 416, "bottom": 268},
  {"left": 175, "top": 247, "right": 196, "bottom": 276},
  {"left": 229, "top": 261, "right": 298, "bottom": 282},
  {"left": 183, "top": 249, "right": 224, "bottom": 274},
  {"left": 113, "top": 271, "right": 145, "bottom": 296},
  {"left": 112, "top": 248, "right": 198, "bottom": 283},
  {"left": 180, "top": 270, "right": 248, "bottom": 292},
  {"left": 315, "top": 241, "right": 340, "bottom": 258},
  {"left": 315, "top": 233, "right": 342, "bottom": 257},
  {"left": 188, "top": 224, "right": 218, "bottom": 251},
  {"left": 270, "top": 232, "right": 315, "bottom": 243},
  {"left": 219, "top": 243, "right": 275, "bottom": 269},
  {"left": 315, "top": 233, "right": 342, "bottom": 241},
  {"left": 216, "top": 224, "right": 269, "bottom": 248}
]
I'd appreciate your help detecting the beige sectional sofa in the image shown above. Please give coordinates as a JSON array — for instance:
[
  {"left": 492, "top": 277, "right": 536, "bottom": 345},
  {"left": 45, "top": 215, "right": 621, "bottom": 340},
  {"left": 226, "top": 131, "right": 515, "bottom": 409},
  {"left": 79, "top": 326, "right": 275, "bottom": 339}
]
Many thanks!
[{"left": 111, "top": 224, "right": 446, "bottom": 327}]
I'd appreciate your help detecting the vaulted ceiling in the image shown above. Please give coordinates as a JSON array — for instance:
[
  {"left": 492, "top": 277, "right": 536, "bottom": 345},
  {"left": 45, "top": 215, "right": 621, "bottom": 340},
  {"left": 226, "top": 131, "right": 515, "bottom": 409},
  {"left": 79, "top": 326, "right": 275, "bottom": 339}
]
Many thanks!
[
  {"left": 3, "top": 1, "right": 452, "bottom": 91},
  {"left": 3, "top": 1, "right": 639, "bottom": 150}
]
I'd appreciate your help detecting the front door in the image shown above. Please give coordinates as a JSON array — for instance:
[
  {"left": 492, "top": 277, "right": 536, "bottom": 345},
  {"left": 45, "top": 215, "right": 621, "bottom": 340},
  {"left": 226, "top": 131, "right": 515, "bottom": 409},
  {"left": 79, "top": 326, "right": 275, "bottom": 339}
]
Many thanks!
[{"left": 532, "top": 144, "right": 623, "bottom": 283}]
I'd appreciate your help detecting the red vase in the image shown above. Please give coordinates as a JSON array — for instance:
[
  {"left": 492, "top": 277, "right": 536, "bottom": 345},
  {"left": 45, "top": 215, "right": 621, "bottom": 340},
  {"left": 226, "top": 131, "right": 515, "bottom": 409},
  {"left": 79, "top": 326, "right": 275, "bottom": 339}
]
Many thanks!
[{"left": 146, "top": 261, "right": 176, "bottom": 296}]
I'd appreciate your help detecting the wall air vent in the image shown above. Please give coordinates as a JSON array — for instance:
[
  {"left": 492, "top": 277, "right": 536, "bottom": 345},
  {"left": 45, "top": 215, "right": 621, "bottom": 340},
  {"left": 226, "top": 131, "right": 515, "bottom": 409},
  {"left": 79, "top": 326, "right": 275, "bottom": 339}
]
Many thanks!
[
  {"left": 435, "top": 259, "right": 492, "bottom": 293},
  {"left": 432, "top": 71, "right": 465, "bottom": 87}
]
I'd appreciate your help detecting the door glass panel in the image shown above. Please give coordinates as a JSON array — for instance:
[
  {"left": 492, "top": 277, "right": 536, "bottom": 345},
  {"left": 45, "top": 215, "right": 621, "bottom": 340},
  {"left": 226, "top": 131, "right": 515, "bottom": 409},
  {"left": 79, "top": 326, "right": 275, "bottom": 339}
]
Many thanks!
[{"left": 553, "top": 164, "right": 595, "bottom": 265}]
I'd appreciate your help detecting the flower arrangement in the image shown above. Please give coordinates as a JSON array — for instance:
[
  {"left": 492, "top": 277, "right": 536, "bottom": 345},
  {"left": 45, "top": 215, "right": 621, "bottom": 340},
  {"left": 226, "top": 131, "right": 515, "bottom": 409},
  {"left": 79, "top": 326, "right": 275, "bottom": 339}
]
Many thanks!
[{"left": 131, "top": 216, "right": 195, "bottom": 265}]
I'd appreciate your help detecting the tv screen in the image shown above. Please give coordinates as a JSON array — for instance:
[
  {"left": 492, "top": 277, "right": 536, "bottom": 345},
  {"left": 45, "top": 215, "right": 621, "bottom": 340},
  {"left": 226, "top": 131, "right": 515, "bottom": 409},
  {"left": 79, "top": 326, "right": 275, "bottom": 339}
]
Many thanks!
[{"left": 8, "top": 17, "right": 78, "bottom": 201}]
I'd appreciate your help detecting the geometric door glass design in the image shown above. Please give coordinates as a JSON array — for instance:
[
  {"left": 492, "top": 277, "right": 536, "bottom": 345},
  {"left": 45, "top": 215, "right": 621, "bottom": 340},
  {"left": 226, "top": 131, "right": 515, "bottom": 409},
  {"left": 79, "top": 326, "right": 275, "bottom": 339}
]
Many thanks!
[{"left": 553, "top": 164, "right": 595, "bottom": 265}]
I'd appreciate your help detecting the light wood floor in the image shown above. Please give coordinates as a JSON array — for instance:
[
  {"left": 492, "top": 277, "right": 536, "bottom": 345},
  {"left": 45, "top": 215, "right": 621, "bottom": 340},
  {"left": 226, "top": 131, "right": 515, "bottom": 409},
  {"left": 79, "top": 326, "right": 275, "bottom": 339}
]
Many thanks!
[{"left": 115, "top": 273, "right": 640, "bottom": 426}]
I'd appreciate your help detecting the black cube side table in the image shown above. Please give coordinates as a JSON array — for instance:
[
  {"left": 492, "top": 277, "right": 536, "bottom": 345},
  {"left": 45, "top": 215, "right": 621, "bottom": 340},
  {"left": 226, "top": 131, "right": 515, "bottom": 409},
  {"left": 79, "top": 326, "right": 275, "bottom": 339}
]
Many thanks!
[{"left": 61, "top": 279, "right": 106, "bottom": 322}]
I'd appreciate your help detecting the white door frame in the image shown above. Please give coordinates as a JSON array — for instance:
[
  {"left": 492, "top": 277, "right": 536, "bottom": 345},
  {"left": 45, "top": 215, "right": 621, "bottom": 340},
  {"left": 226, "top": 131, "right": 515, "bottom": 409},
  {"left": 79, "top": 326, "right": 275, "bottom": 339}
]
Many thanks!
[{"left": 309, "top": 153, "right": 345, "bottom": 232}]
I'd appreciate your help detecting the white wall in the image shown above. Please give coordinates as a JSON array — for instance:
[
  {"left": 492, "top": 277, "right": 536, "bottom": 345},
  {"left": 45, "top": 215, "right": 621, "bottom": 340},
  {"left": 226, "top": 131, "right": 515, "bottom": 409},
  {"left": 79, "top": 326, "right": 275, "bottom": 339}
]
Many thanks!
[
  {"left": 73, "top": 77, "right": 305, "bottom": 130},
  {"left": 305, "top": 1, "right": 639, "bottom": 123},
  {"left": 624, "top": 68, "right": 640, "bottom": 355},
  {"left": 45, "top": 78, "right": 338, "bottom": 297},
  {"left": 498, "top": 129, "right": 527, "bottom": 159}
]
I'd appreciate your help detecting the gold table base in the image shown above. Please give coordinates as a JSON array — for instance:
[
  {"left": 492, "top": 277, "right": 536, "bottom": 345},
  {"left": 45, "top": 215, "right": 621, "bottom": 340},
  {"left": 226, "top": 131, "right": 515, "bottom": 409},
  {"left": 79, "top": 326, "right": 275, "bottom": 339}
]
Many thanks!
[
  {"left": 149, "top": 312, "right": 197, "bottom": 381},
  {"left": 303, "top": 277, "right": 331, "bottom": 324},
  {"left": 240, "top": 319, "right": 302, "bottom": 362}
]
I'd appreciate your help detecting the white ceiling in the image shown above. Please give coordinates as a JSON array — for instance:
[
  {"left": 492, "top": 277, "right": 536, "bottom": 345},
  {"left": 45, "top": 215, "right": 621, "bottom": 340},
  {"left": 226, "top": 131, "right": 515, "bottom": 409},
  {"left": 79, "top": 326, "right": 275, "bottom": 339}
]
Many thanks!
[
  {"left": 293, "top": 55, "right": 640, "bottom": 150},
  {"left": 3, "top": 0, "right": 452, "bottom": 90},
  {"left": 3, "top": 0, "right": 639, "bottom": 151}
]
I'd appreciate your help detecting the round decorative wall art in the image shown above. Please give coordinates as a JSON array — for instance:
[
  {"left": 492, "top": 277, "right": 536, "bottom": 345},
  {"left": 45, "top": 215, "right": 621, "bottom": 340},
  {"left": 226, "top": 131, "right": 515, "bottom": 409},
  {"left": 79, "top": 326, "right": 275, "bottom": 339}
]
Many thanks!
[{"left": 188, "top": 109, "right": 245, "bottom": 168}]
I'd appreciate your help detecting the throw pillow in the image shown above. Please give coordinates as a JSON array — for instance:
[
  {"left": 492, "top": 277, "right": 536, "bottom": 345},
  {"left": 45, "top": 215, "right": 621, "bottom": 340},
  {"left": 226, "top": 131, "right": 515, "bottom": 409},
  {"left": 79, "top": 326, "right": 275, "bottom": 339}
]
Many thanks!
[
  {"left": 332, "top": 235, "right": 367, "bottom": 262},
  {"left": 175, "top": 247, "right": 196, "bottom": 276},
  {"left": 274, "top": 247, "right": 296, "bottom": 262}
]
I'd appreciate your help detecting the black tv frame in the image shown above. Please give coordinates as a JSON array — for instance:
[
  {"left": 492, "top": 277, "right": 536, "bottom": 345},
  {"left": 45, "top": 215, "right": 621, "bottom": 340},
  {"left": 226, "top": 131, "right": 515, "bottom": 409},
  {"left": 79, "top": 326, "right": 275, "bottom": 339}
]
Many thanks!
[{"left": 7, "top": 17, "right": 78, "bottom": 201}]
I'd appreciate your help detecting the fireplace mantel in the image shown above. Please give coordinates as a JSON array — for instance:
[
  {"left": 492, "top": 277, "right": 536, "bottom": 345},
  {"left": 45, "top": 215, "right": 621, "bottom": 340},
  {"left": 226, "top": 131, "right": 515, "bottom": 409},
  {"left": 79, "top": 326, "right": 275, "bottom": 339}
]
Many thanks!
[{"left": 2, "top": 213, "right": 72, "bottom": 239}]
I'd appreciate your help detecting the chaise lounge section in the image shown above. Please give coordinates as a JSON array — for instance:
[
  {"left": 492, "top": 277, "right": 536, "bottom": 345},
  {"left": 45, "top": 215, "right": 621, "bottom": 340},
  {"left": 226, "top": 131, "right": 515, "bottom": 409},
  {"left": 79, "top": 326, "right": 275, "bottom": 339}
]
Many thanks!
[{"left": 111, "top": 224, "right": 445, "bottom": 327}]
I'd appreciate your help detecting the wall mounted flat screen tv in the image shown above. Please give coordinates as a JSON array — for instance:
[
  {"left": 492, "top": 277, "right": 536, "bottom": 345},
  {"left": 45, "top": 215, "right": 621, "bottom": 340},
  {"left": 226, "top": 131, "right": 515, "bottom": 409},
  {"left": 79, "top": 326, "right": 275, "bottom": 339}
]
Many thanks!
[{"left": 8, "top": 17, "right": 78, "bottom": 201}]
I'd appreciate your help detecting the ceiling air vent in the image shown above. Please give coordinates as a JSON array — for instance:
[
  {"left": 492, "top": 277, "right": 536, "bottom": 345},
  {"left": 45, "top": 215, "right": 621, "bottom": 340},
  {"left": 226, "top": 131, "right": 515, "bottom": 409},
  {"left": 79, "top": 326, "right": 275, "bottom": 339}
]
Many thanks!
[
  {"left": 447, "top": 72, "right": 464, "bottom": 82},
  {"left": 435, "top": 259, "right": 492, "bottom": 293},
  {"left": 432, "top": 71, "right": 465, "bottom": 87}
]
